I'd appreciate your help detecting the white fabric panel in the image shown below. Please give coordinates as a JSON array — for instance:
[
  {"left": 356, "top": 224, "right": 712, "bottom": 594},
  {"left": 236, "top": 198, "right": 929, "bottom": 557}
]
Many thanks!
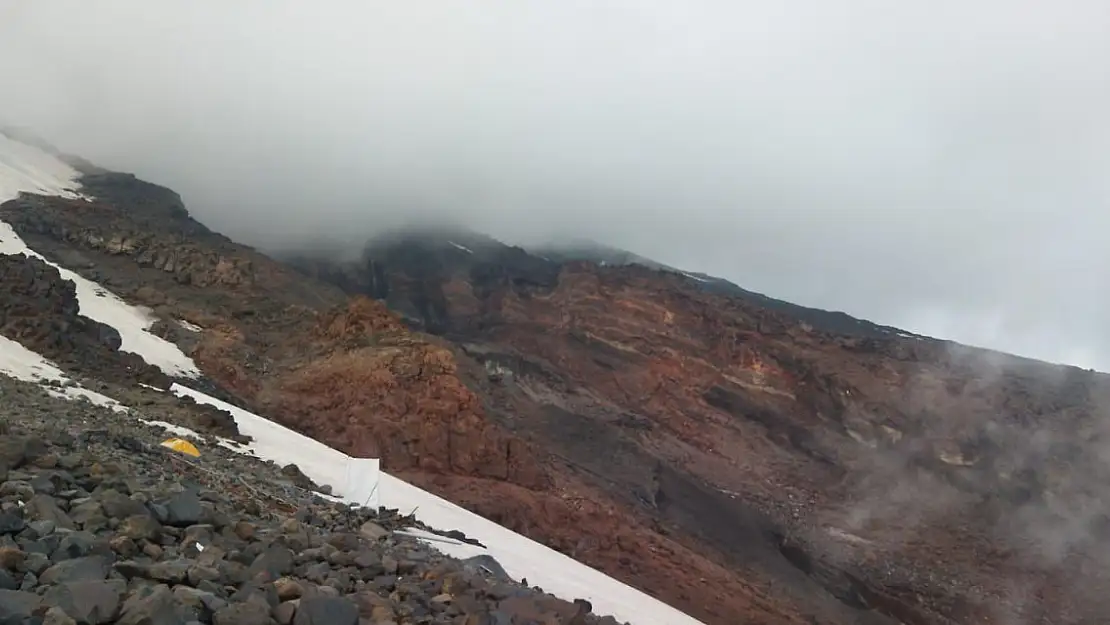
[{"left": 344, "top": 457, "right": 381, "bottom": 510}]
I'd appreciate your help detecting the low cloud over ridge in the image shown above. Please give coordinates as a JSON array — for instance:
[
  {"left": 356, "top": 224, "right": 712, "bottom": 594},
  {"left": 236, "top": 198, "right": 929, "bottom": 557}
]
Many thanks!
[{"left": 3, "top": 1, "right": 1110, "bottom": 368}]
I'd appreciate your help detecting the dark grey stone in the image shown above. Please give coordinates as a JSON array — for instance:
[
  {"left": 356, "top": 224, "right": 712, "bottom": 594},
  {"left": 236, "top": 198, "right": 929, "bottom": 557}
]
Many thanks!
[
  {"left": 42, "top": 580, "right": 127, "bottom": 625},
  {"left": 293, "top": 597, "right": 358, "bottom": 625},
  {"left": 0, "top": 514, "right": 23, "bottom": 536},
  {"left": 39, "top": 555, "right": 110, "bottom": 585},
  {"left": 117, "top": 584, "right": 191, "bottom": 625},
  {"left": 248, "top": 546, "right": 294, "bottom": 582},
  {"left": 211, "top": 601, "right": 271, "bottom": 625},
  {"left": 161, "top": 491, "right": 202, "bottom": 528},
  {"left": 0, "top": 589, "right": 42, "bottom": 624}
]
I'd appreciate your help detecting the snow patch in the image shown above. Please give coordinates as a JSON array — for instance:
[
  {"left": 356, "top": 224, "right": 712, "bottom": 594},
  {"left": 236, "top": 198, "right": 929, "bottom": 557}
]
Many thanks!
[
  {"left": 448, "top": 241, "right": 473, "bottom": 254},
  {"left": 0, "top": 335, "right": 127, "bottom": 411},
  {"left": 140, "top": 419, "right": 205, "bottom": 440},
  {"left": 0, "top": 132, "right": 89, "bottom": 202},
  {"left": 168, "top": 383, "right": 706, "bottom": 625},
  {"left": 42, "top": 387, "right": 128, "bottom": 411},
  {"left": 177, "top": 319, "right": 204, "bottom": 333},
  {"left": 679, "top": 271, "right": 709, "bottom": 283},
  {"left": 0, "top": 133, "right": 201, "bottom": 378},
  {"left": 826, "top": 527, "right": 874, "bottom": 546}
]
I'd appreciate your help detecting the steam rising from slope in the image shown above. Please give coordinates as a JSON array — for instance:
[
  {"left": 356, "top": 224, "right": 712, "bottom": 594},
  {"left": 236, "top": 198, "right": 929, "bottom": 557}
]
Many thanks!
[{"left": 3, "top": 1, "right": 1110, "bottom": 368}]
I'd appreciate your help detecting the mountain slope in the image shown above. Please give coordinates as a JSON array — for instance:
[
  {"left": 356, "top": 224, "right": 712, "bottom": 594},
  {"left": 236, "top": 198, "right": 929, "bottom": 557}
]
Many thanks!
[
  {"left": 3, "top": 192, "right": 775, "bottom": 623},
  {"left": 3, "top": 132, "right": 1109, "bottom": 624},
  {"left": 0, "top": 131, "right": 700, "bottom": 625},
  {"left": 288, "top": 229, "right": 1110, "bottom": 625}
]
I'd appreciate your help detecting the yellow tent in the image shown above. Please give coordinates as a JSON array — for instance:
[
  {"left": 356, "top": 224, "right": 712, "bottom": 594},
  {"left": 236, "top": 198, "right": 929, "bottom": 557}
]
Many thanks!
[{"left": 160, "top": 438, "right": 201, "bottom": 457}]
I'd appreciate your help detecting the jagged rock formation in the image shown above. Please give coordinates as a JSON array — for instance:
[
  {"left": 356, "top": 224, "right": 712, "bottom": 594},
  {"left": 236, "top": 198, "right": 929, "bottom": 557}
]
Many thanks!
[{"left": 4, "top": 176, "right": 1110, "bottom": 624}]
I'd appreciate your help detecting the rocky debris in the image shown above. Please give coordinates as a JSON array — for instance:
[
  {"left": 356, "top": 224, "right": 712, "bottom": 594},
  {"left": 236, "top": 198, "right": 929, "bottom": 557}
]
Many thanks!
[{"left": 0, "top": 376, "right": 625, "bottom": 625}]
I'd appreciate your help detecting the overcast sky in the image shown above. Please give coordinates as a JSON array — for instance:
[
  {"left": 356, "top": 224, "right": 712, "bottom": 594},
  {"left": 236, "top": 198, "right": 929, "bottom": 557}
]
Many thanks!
[{"left": 2, "top": 1, "right": 1109, "bottom": 369}]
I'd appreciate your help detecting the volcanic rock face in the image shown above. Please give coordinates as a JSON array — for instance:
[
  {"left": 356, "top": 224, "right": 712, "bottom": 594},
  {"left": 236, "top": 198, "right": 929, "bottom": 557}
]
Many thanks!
[{"left": 5, "top": 177, "right": 1110, "bottom": 624}]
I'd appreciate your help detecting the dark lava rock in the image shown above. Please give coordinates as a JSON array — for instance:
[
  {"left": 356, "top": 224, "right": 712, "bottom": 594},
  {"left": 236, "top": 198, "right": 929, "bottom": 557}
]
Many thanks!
[
  {"left": 160, "top": 490, "right": 203, "bottom": 528},
  {"left": 39, "top": 555, "right": 110, "bottom": 585},
  {"left": 42, "top": 579, "right": 127, "bottom": 625},
  {"left": 116, "top": 584, "right": 191, "bottom": 625},
  {"left": 211, "top": 601, "right": 271, "bottom": 625},
  {"left": 0, "top": 513, "right": 23, "bottom": 536},
  {"left": 248, "top": 546, "right": 294, "bottom": 582},
  {"left": 24, "top": 494, "right": 75, "bottom": 530},
  {"left": 0, "top": 589, "right": 42, "bottom": 624},
  {"left": 293, "top": 596, "right": 359, "bottom": 625}
]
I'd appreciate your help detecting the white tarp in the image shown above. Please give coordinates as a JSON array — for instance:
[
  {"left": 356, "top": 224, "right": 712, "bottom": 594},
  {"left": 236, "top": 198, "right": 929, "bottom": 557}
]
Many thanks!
[{"left": 344, "top": 456, "right": 381, "bottom": 509}]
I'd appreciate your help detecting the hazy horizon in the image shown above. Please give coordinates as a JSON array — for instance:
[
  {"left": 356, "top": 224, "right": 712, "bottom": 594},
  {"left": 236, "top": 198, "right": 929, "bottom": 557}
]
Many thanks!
[{"left": 3, "top": 1, "right": 1110, "bottom": 370}]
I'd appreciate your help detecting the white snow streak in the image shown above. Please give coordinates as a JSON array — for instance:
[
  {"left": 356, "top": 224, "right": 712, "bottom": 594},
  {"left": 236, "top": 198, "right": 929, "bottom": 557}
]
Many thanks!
[
  {"left": 448, "top": 241, "right": 474, "bottom": 254},
  {"left": 177, "top": 319, "right": 204, "bottom": 333},
  {"left": 679, "top": 271, "right": 710, "bottom": 283},
  {"left": 0, "top": 335, "right": 126, "bottom": 411},
  {"left": 140, "top": 419, "right": 206, "bottom": 440},
  {"left": 0, "top": 133, "right": 86, "bottom": 201}
]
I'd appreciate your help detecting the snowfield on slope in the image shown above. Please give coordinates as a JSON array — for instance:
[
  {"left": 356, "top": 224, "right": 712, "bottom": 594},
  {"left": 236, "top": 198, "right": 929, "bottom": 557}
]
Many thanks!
[
  {"left": 0, "top": 334, "right": 128, "bottom": 410},
  {"left": 0, "top": 131, "right": 201, "bottom": 378}
]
